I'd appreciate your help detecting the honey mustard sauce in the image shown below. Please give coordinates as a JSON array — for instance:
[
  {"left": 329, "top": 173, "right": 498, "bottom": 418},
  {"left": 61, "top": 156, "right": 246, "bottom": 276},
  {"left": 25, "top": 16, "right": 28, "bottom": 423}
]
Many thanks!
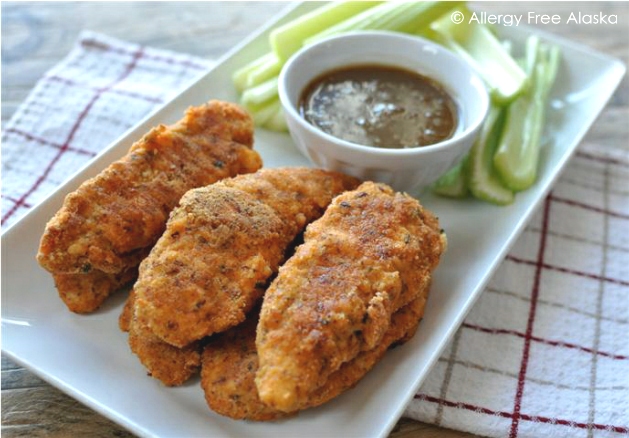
[{"left": 299, "top": 64, "right": 457, "bottom": 149}]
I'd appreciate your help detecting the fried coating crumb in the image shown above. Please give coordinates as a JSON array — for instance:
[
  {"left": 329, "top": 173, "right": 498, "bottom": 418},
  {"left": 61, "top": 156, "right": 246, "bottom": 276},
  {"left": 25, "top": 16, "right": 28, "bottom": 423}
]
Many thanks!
[
  {"left": 119, "top": 289, "right": 201, "bottom": 386},
  {"left": 128, "top": 325, "right": 201, "bottom": 387},
  {"left": 54, "top": 267, "right": 137, "bottom": 314},
  {"left": 201, "top": 288, "right": 428, "bottom": 421},
  {"left": 128, "top": 297, "right": 202, "bottom": 386},
  {"left": 37, "top": 100, "right": 262, "bottom": 313},
  {"left": 119, "top": 289, "right": 136, "bottom": 332},
  {"left": 304, "top": 284, "right": 429, "bottom": 410},
  {"left": 201, "top": 307, "right": 291, "bottom": 421},
  {"left": 133, "top": 168, "right": 359, "bottom": 348},
  {"left": 256, "top": 181, "right": 446, "bottom": 412}
]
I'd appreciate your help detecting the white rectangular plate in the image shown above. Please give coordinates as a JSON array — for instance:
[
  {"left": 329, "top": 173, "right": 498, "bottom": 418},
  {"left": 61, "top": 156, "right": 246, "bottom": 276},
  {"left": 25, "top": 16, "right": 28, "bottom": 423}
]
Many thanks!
[{"left": 2, "top": 4, "right": 625, "bottom": 438}]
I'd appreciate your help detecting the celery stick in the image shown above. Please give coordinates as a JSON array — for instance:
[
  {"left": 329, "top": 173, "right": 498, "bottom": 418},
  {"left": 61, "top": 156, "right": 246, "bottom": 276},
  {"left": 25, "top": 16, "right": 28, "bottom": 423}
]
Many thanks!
[
  {"left": 264, "top": 106, "right": 288, "bottom": 132},
  {"left": 432, "top": 155, "right": 470, "bottom": 198},
  {"left": 252, "top": 99, "right": 281, "bottom": 127},
  {"left": 306, "top": 1, "right": 463, "bottom": 46},
  {"left": 537, "top": 44, "right": 561, "bottom": 98},
  {"left": 244, "top": 54, "right": 282, "bottom": 89},
  {"left": 524, "top": 36, "right": 540, "bottom": 74},
  {"left": 493, "top": 40, "right": 560, "bottom": 191},
  {"left": 494, "top": 97, "right": 543, "bottom": 191},
  {"left": 496, "top": 103, "right": 542, "bottom": 192},
  {"left": 469, "top": 105, "right": 514, "bottom": 205},
  {"left": 241, "top": 81, "right": 289, "bottom": 132},
  {"left": 233, "top": 53, "right": 282, "bottom": 91},
  {"left": 240, "top": 77, "right": 278, "bottom": 114},
  {"left": 271, "top": 1, "right": 380, "bottom": 62},
  {"left": 306, "top": 2, "right": 402, "bottom": 43},
  {"left": 430, "top": 7, "right": 527, "bottom": 104},
  {"left": 232, "top": 53, "right": 274, "bottom": 92}
]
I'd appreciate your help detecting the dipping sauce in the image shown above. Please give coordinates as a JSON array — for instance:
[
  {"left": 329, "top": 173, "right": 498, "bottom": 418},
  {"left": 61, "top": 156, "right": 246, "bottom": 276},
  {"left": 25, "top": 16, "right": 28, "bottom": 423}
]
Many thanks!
[{"left": 298, "top": 64, "right": 457, "bottom": 149}]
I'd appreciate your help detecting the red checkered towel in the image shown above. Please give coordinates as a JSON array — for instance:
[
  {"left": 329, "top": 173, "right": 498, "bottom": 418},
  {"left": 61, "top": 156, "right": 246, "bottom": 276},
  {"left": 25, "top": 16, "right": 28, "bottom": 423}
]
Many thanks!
[
  {"left": 2, "top": 32, "right": 628, "bottom": 438},
  {"left": 407, "top": 146, "right": 629, "bottom": 437},
  {"left": 1, "top": 31, "right": 211, "bottom": 226}
]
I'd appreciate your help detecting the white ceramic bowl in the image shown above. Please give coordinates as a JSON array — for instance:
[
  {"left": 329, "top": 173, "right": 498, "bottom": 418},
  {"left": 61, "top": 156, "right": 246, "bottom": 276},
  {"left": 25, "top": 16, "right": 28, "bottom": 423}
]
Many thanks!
[{"left": 278, "top": 31, "right": 489, "bottom": 192}]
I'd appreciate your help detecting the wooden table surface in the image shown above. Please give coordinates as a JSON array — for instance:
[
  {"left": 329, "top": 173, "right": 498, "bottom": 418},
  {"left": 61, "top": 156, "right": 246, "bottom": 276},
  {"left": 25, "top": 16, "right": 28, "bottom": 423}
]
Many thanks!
[{"left": 2, "top": 2, "right": 626, "bottom": 438}]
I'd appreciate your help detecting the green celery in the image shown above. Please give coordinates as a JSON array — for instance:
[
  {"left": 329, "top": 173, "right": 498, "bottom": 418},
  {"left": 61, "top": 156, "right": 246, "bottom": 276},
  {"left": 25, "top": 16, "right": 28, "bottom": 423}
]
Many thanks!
[
  {"left": 251, "top": 99, "right": 281, "bottom": 127},
  {"left": 240, "top": 77, "right": 278, "bottom": 114},
  {"left": 430, "top": 6, "right": 527, "bottom": 104},
  {"left": 537, "top": 44, "right": 561, "bottom": 99},
  {"left": 494, "top": 97, "right": 545, "bottom": 191},
  {"left": 264, "top": 106, "right": 288, "bottom": 132},
  {"left": 493, "top": 38, "right": 560, "bottom": 191},
  {"left": 432, "top": 156, "right": 470, "bottom": 198},
  {"left": 305, "top": 1, "right": 463, "bottom": 46},
  {"left": 524, "top": 36, "right": 541, "bottom": 73},
  {"left": 244, "top": 54, "right": 282, "bottom": 90},
  {"left": 469, "top": 105, "right": 514, "bottom": 205},
  {"left": 270, "top": 1, "right": 380, "bottom": 62},
  {"left": 232, "top": 53, "right": 274, "bottom": 92},
  {"left": 236, "top": 2, "right": 379, "bottom": 92},
  {"left": 232, "top": 53, "right": 282, "bottom": 92}
]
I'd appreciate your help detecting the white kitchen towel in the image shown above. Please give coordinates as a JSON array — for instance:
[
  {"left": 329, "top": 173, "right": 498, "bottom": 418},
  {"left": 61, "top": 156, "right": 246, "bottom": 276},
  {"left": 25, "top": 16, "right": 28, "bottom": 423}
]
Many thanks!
[{"left": 2, "top": 32, "right": 628, "bottom": 438}]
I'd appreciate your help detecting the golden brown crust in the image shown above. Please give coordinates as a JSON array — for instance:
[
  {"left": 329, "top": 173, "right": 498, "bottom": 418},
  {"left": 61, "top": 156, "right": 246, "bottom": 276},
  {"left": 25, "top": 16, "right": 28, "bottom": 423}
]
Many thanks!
[
  {"left": 256, "top": 181, "right": 446, "bottom": 412},
  {"left": 303, "top": 282, "right": 429, "bottom": 410},
  {"left": 119, "top": 288, "right": 136, "bottom": 332},
  {"left": 128, "top": 332, "right": 201, "bottom": 387},
  {"left": 36, "top": 100, "right": 261, "bottom": 313},
  {"left": 53, "top": 267, "right": 138, "bottom": 314},
  {"left": 120, "top": 289, "right": 201, "bottom": 386},
  {"left": 128, "top": 304, "right": 202, "bottom": 387},
  {"left": 223, "top": 168, "right": 360, "bottom": 238},
  {"left": 201, "top": 308, "right": 292, "bottom": 421},
  {"left": 200, "top": 290, "right": 428, "bottom": 421},
  {"left": 134, "top": 168, "right": 359, "bottom": 348},
  {"left": 37, "top": 100, "right": 260, "bottom": 276},
  {"left": 135, "top": 185, "right": 285, "bottom": 348}
]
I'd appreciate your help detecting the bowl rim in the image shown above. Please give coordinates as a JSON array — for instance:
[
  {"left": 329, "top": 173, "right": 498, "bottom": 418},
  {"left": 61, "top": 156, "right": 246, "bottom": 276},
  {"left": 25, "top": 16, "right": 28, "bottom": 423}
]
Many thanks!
[{"left": 278, "top": 30, "right": 490, "bottom": 157}]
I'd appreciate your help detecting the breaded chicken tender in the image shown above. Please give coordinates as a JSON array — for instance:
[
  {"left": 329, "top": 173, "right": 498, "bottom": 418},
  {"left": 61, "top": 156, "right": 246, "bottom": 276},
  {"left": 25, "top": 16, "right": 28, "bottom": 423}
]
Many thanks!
[
  {"left": 54, "top": 267, "right": 138, "bottom": 315},
  {"left": 54, "top": 247, "right": 150, "bottom": 314},
  {"left": 133, "top": 168, "right": 359, "bottom": 349},
  {"left": 305, "top": 286, "right": 428, "bottom": 409},
  {"left": 256, "top": 182, "right": 446, "bottom": 412},
  {"left": 201, "top": 306, "right": 287, "bottom": 421},
  {"left": 128, "top": 321, "right": 202, "bottom": 387},
  {"left": 124, "top": 291, "right": 202, "bottom": 386},
  {"left": 118, "top": 288, "right": 136, "bottom": 333},
  {"left": 37, "top": 101, "right": 262, "bottom": 313},
  {"left": 201, "top": 288, "right": 428, "bottom": 421},
  {"left": 121, "top": 290, "right": 202, "bottom": 386},
  {"left": 125, "top": 168, "right": 358, "bottom": 386}
]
